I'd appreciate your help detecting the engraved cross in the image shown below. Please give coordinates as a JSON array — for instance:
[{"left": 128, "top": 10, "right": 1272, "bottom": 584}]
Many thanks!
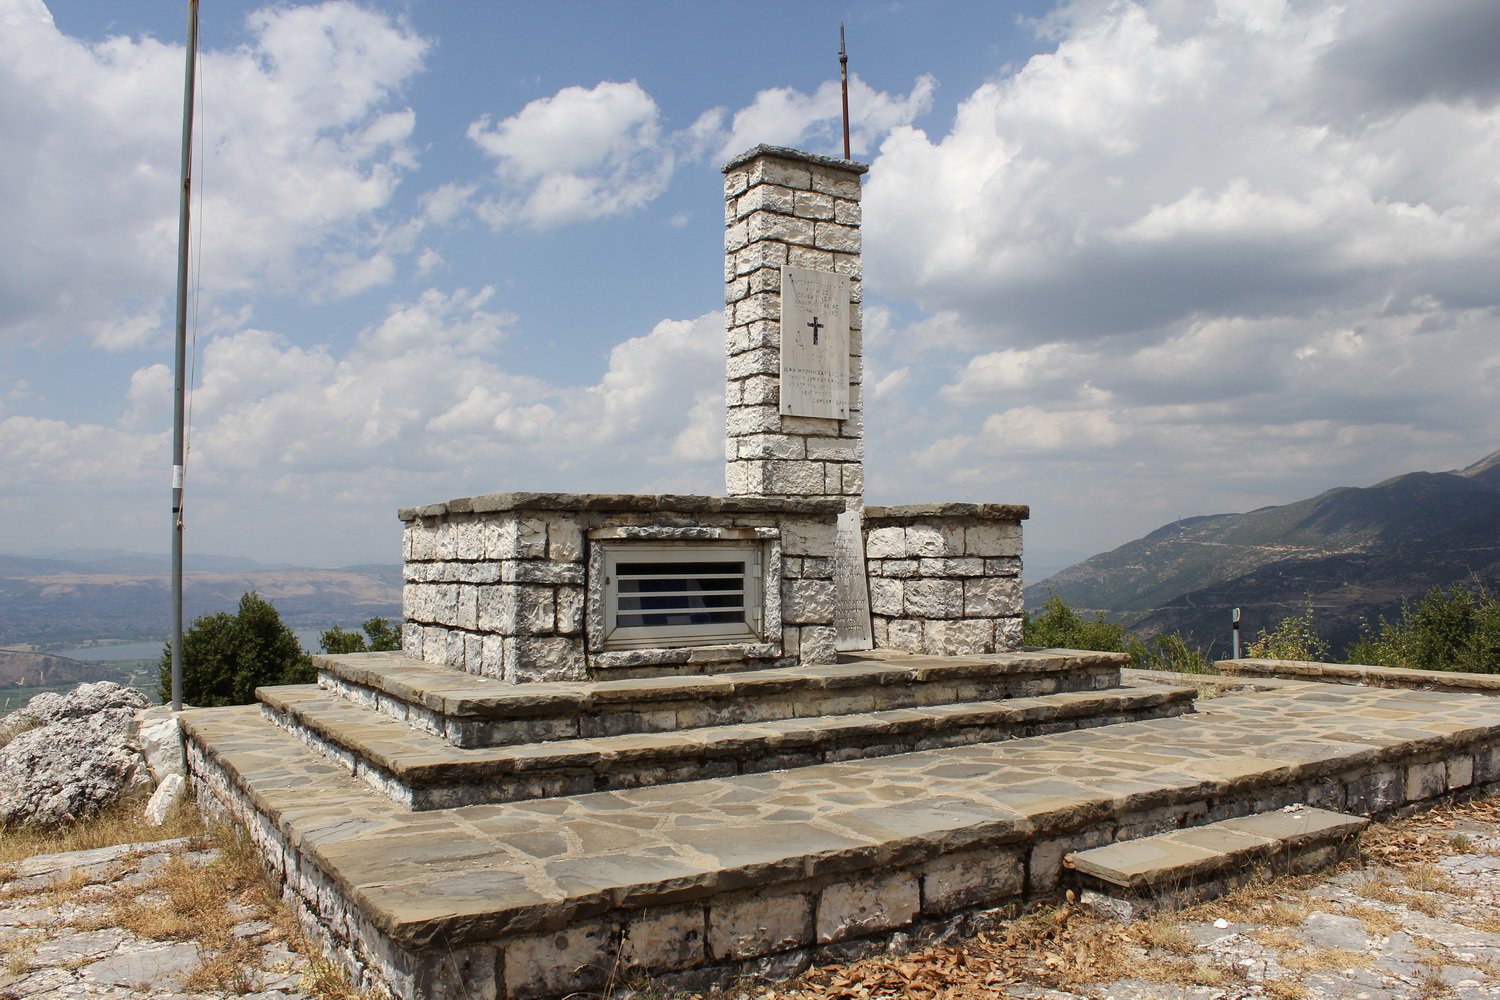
[{"left": 807, "top": 315, "right": 823, "bottom": 345}]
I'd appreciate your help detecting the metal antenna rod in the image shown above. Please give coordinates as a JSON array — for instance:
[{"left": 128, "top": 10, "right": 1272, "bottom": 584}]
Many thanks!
[
  {"left": 171, "top": 0, "right": 199, "bottom": 712},
  {"left": 840, "top": 24, "right": 851, "bottom": 160}
]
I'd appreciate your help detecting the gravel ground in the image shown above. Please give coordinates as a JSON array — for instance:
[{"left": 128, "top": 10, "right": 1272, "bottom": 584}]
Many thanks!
[{"left": 2, "top": 796, "right": 1497, "bottom": 1000}]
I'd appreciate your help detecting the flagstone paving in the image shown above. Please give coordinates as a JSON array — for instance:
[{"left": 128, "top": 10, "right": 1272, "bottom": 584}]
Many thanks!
[{"left": 182, "top": 675, "right": 1500, "bottom": 997}]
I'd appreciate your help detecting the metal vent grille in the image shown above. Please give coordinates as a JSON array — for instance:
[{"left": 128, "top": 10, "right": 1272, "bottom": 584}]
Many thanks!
[{"left": 601, "top": 544, "right": 762, "bottom": 649}]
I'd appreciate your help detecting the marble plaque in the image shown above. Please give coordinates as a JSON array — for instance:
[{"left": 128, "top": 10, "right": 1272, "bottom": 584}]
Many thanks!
[
  {"left": 834, "top": 509, "right": 873, "bottom": 651},
  {"left": 779, "top": 266, "right": 850, "bottom": 419}
]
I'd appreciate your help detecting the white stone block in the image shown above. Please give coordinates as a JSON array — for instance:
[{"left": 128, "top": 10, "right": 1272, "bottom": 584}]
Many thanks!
[
  {"left": 833, "top": 199, "right": 862, "bottom": 226},
  {"left": 809, "top": 171, "right": 860, "bottom": 199},
  {"left": 780, "top": 519, "right": 837, "bottom": 557},
  {"left": 799, "top": 625, "right": 838, "bottom": 663},
  {"left": 905, "top": 579, "right": 964, "bottom": 619},
  {"left": 454, "top": 521, "right": 484, "bottom": 560},
  {"left": 787, "top": 246, "right": 835, "bottom": 270},
  {"left": 505, "top": 636, "right": 587, "bottom": 682},
  {"left": 793, "top": 190, "right": 835, "bottom": 220},
  {"left": 816, "top": 873, "right": 919, "bottom": 943},
  {"left": 546, "top": 518, "right": 583, "bottom": 561},
  {"left": 907, "top": 523, "right": 964, "bottom": 557},
  {"left": 868, "top": 578, "right": 903, "bottom": 617},
  {"left": 621, "top": 906, "right": 705, "bottom": 972},
  {"left": 814, "top": 221, "right": 860, "bottom": 254},
  {"left": 805, "top": 437, "right": 860, "bottom": 461},
  {"left": 483, "top": 517, "right": 548, "bottom": 560},
  {"left": 763, "top": 460, "right": 826, "bottom": 496},
  {"left": 784, "top": 579, "right": 836, "bottom": 624},
  {"left": 725, "top": 404, "right": 781, "bottom": 436},
  {"left": 726, "top": 348, "right": 779, "bottom": 381},
  {"left": 748, "top": 158, "right": 812, "bottom": 190},
  {"left": 737, "top": 434, "right": 806, "bottom": 460},
  {"left": 708, "top": 890, "right": 813, "bottom": 961},
  {"left": 865, "top": 527, "right": 906, "bottom": 559},
  {"left": 733, "top": 291, "right": 780, "bottom": 325},
  {"left": 725, "top": 220, "right": 748, "bottom": 252},
  {"left": 737, "top": 182, "right": 795, "bottom": 216},
  {"left": 739, "top": 374, "right": 779, "bottom": 406},
  {"left": 965, "top": 521, "right": 1023, "bottom": 557},
  {"left": 965, "top": 577, "right": 1021, "bottom": 617},
  {"left": 747, "top": 212, "right": 814, "bottom": 247}
]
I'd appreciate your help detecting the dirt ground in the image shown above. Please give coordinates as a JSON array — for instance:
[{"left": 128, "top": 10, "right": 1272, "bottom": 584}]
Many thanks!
[
  {"left": 2, "top": 795, "right": 1497, "bottom": 1000},
  {"left": 686, "top": 795, "right": 1500, "bottom": 1000}
]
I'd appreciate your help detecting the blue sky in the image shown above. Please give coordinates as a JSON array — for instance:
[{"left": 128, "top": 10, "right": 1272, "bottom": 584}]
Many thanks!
[{"left": 3, "top": 0, "right": 1499, "bottom": 575}]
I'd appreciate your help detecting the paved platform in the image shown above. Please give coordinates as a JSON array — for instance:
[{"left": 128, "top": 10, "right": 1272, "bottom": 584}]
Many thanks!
[{"left": 182, "top": 674, "right": 1500, "bottom": 1000}]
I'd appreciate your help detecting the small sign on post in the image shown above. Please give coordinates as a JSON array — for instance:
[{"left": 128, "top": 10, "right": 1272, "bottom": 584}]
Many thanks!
[{"left": 779, "top": 266, "right": 849, "bottom": 420}]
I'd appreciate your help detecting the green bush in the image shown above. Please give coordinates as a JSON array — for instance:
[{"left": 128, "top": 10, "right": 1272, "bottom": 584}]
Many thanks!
[
  {"left": 1347, "top": 583, "right": 1500, "bottom": 674},
  {"left": 319, "top": 617, "right": 402, "bottom": 654},
  {"left": 159, "top": 592, "right": 313, "bottom": 706},
  {"left": 1245, "top": 601, "right": 1331, "bottom": 662},
  {"left": 1023, "top": 592, "right": 1128, "bottom": 651},
  {"left": 1127, "top": 632, "right": 1212, "bottom": 673}
]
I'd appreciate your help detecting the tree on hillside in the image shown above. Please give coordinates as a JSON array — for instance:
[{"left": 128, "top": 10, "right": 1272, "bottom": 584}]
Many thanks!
[
  {"left": 159, "top": 591, "right": 313, "bottom": 706},
  {"left": 319, "top": 617, "right": 402, "bottom": 655},
  {"left": 1023, "top": 593, "right": 1127, "bottom": 651},
  {"left": 1348, "top": 583, "right": 1500, "bottom": 674},
  {"left": 1246, "top": 602, "right": 1331, "bottom": 662}
]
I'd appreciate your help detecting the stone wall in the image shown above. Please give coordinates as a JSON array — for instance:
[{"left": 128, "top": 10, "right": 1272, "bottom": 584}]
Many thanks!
[
  {"left": 723, "top": 145, "right": 867, "bottom": 504},
  {"left": 863, "top": 504, "right": 1029, "bottom": 656},
  {"left": 398, "top": 493, "right": 842, "bottom": 682}
]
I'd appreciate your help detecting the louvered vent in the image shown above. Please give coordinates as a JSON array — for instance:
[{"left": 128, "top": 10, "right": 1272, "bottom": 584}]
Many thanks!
[{"left": 601, "top": 543, "right": 763, "bottom": 649}]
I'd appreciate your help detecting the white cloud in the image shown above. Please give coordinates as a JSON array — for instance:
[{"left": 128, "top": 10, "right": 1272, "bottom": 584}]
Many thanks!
[
  {"left": 0, "top": 289, "right": 725, "bottom": 564},
  {"left": 468, "top": 81, "right": 673, "bottom": 229},
  {"left": 0, "top": 1, "right": 429, "bottom": 349},
  {"left": 717, "top": 74, "right": 937, "bottom": 162},
  {"left": 856, "top": 0, "right": 1500, "bottom": 559}
]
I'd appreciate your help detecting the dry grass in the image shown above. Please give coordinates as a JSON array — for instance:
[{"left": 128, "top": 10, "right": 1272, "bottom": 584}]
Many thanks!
[
  {"left": 1263, "top": 979, "right": 1312, "bottom": 1000},
  {"left": 0, "top": 795, "right": 205, "bottom": 866},
  {"left": 0, "top": 800, "right": 384, "bottom": 1000},
  {"left": 1403, "top": 863, "right": 1461, "bottom": 895},
  {"left": 1278, "top": 946, "right": 1369, "bottom": 974},
  {"left": 1338, "top": 902, "right": 1402, "bottom": 936},
  {"left": 1132, "top": 913, "right": 1194, "bottom": 954}
]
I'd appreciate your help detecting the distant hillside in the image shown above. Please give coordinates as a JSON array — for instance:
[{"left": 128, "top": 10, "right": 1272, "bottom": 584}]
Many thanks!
[
  {"left": 1036, "top": 449, "right": 1500, "bottom": 655},
  {"left": 0, "top": 552, "right": 402, "bottom": 646},
  {"left": 0, "top": 649, "right": 100, "bottom": 688}
]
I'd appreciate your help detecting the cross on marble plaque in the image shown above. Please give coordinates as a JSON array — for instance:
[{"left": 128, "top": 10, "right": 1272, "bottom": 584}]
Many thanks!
[{"left": 779, "top": 266, "right": 850, "bottom": 420}]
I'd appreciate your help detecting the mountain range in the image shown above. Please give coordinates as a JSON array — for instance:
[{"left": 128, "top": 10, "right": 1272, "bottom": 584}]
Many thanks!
[
  {"left": 1034, "top": 449, "right": 1500, "bottom": 655},
  {"left": 0, "top": 551, "right": 402, "bottom": 647}
]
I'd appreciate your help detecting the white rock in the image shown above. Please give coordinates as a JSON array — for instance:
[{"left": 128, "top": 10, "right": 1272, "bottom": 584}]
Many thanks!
[
  {"left": 144, "top": 773, "right": 186, "bottom": 826},
  {"left": 138, "top": 716, "right": 185, "bottom": 783}
]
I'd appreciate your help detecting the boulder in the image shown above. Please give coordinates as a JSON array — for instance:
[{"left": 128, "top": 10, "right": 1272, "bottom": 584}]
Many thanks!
[
  {"left": 144, "top": 773, "right": 187, "bottom": 826},
  {"left": 137, "top": 711, "right": 185, "bottom": 783},
  {"left": 0, "top": 683, "right": 154, "bottom": 828}
]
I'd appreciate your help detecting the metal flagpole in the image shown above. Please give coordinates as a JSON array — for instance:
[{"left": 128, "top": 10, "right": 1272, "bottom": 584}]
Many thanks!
[
  {"left": 171, "top": 0, "right": 199, "bottom": 712},
  {"left": 839, "top": 24, "right": 851, "bottom": 161}
]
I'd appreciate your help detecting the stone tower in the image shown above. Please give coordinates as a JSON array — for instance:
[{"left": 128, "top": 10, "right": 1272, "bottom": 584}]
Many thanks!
[{"left": 722, "top": 146, "right": 867, "bottom": 506}]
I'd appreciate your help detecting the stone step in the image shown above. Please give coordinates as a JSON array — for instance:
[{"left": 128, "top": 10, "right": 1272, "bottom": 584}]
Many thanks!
[
  {"left": 258, "top": 681, "right": 1197, "bottom": 809},
  {"left": 182, "top": 680, "right": 1500, "bottom": 1000},
  {"left": 311, "top": 648, "right": 1127, "bottom": 748},
  {"left": 1064, "top": 806, "right": 1369, "bottom": 919}
]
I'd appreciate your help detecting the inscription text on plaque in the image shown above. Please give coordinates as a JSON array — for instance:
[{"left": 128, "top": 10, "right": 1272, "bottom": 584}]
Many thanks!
[{"left": 779, "top": 266, "right": 850, "bottom": 419}]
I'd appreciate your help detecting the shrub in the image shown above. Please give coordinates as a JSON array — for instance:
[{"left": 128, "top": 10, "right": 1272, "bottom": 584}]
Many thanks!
[
  {"left": 1127, "top": 632, "right": 1212, "bottom": 673},
  {"left": 318, "top": 617, "right": 401, "bottom": 655},
  {"left": 1024, "top": 592, "right": 1128, "bottom": 651},
  {"left": 1246, "top": 602, "right": 1331, "bottom": 662},
  {"left": 159, "top": 592, "right": 313, "bottom": 706},
  {"left": 1347, "top": 582, "right": 1500, "bottom": 674}
]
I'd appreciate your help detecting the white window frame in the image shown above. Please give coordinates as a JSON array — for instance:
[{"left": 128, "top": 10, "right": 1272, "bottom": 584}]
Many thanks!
[{"left": 598, "top": 541, "right": 763, "bottom": 650}]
